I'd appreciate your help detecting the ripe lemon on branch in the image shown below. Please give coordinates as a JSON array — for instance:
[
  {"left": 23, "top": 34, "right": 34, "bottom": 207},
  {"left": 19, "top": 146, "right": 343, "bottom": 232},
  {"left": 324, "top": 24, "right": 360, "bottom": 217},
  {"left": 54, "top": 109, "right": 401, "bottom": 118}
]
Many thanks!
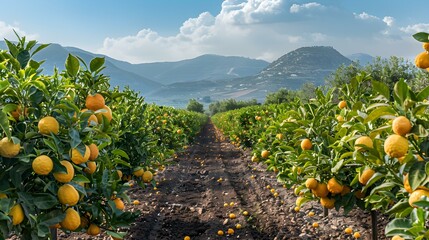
[
  {"left": 60, "top": 208, "right": 81, "bottom": 231},
  {"left": 327, "top": 178, "right": 343, "bottom": 194},
  {"left": 305, "top": 178, "right": 318, "bottom": 190},
  {"left": 359, "top": 168, "right": 375, "bottom": 186},
  {"left": 58, "top": 184, "right": 80, "bottom": 206},
  {"left": 38, "top": 116, "right": 59, "bottom": 135},
  {"left": 392, "top": 116, "right": 412, "bottom": 136},
  {"left": 85, "top": 93, "right": 105, "bottom": 111},
  {"left": 384, "top": 134, "right": 409, "bottom": 158},
  {"left": 354, "top": 136, "right": 373, "bottom": 151},
  {"left": 409, "top": 189, "right": 429, "bottom": 207},
  {"left": 70, "top": 145, "right": 91, "bottom": 164},
  {"left": 8, "top": 204, "right": 24, "bottom": 225},
  {"left": 0, "top": 137, "right": 20, "bottom": 158},
  {"left": 415, "top": 51, "right": 429, "bottom": 69},
  {"left": 301, "top": 138, "right": 312, "bottom": 150},
  {"left": 32, "top": 155, "right": 54, "bottom": 175},
  {"left": 53, "top": 160, "right": 75, "bottom": 183}
]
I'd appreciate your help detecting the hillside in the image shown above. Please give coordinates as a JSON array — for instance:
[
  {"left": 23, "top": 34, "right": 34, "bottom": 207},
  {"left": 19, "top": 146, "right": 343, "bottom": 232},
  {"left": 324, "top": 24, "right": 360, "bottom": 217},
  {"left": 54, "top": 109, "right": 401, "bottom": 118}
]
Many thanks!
[
  {"left": 0, "top": 41, "right": 162, "bottom": 94},
  {"left": 111, "top": 54, "right": 270, "bottom": 85},
  {"left": 347, "top": 53, "right": 374, "bottom": 66},
  {"left": 149, "top": 46, "right": 354, "bottom": 106}
]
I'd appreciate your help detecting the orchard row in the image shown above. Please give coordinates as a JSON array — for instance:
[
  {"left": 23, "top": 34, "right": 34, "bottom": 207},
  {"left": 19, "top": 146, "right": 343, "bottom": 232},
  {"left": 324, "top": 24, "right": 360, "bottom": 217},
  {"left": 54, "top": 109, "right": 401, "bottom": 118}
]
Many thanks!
[
  {"left": 0, "top": 36, "right": 207, "bottom": 239},
  {"left": 212, "top": 38, "right": 429, "bottom": 239}
]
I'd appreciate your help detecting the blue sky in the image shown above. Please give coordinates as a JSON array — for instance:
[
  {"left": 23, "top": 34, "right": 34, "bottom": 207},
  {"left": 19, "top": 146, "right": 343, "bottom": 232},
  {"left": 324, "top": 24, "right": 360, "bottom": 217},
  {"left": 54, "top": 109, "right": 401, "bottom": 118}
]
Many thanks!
[{"left": 0, "top": 0, "right": 427, "bottom": 63}]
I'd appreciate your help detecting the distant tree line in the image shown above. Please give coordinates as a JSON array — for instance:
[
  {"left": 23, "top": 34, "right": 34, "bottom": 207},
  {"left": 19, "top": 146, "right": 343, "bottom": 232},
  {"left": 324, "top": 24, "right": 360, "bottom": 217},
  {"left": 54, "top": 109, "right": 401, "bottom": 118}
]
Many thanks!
[{"left": 208, "top": 99, "right": 259, "bottom": 115}]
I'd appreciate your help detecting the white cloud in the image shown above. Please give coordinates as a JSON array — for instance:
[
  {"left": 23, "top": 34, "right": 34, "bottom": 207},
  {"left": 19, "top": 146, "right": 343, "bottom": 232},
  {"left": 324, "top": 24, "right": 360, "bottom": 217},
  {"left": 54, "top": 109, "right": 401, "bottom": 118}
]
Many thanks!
[
  {"left": 354, "top": 12, "right": 379, "bottom": 21},
  {"left": 97, "top": 0, "right": 425, "bottom": 64},
  {"left": 383, "top": 16, "right": 395, "bottom": 27},
  {"left": 218, "top": 0, "right": 284, "bottom": 24},
  {"left": 0, "top": 21, "right": 37, "bottom": 40},
  {"left": 400, "top": 23, "right": 429, "bottom": 34},
  {"left": 290, "top": 2, "right": 324, "bottom": 13}
]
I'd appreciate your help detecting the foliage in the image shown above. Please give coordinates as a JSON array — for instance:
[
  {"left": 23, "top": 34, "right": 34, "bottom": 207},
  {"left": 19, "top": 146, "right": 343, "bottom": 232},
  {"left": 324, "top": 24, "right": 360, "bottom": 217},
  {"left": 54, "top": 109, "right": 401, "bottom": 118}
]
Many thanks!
[
  {"left": 265, "top": 88, "right": 298, "bottom": 104},
  {"left": 186, "top": 99, "right": 204, "bottom": 113},
  {"left": 208, "top": 98, "right": 259, "bottom": 115},
  {"left": 212, "top": 33, "right": 429, "bottom": 239},
  {"left": 326, "top": 56, "right": 419, "bottom": 91},
  {"left": 0, "top": 35, "right": 207, "bottom": 239}
]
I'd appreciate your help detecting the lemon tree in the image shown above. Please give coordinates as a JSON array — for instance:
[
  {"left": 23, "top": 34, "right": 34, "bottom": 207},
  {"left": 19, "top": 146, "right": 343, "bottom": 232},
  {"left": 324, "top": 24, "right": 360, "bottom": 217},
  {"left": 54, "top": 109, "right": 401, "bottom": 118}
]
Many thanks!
[{"left": 0, "top": 34, "right": 207, "bottom": 239}]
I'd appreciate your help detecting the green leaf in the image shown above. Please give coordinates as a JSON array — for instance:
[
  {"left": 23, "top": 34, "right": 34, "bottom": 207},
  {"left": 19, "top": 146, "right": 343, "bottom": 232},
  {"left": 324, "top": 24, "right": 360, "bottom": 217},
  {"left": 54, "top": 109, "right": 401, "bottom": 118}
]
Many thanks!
[
  {"left": 393, "top": 79, "right": 409, "bottom": 105},
  {"left": 33, "top": 193, "right": 58, "bottom": 210},
  {"left": 364, "top": 106, "right": 396, "bottom": 124},
  {"left": 413, "top": 32, "right": 429, "bottom": 43},
  {"left": 386, "top": 199, "right": 412, "bottom": 215},
  {"left": 0, "top": 110, "right": 11, "bottom": 139},
  {"left": 385, "top": 218, "right": 412, "bottom": 236},
  {"left": 43, "top": 138, "right": 58, "bottom": 152},
  {"left": 416, "top": 85, "right": 429, "bottom": 101},
  {"left": 28, "top": 59, "right": 41, "bottom": 69},
  {"left": 72, "top": 174, "right": 90, "bottom": 183},
  {"left": 409, "top": 161, "right": 427, "bottom": 191},
  {"left": 69, "top": 128, "right": 81, "bottom": 149},
  {"left": 4, "top": 39, "right": 18, "bottom": 57},
  {"left": 413, "top": 197, "right": 429, "bottom": 208},
  {"left": 26, "top": 40, "right": 37, "bottom": 50},
  {"left": 17, "top": 50, "right": 30, "bottom": 68},
  {"left": 112, "top": 149, "right": 129, "bottom": 160},
  {"left": 89, "top": 57, "right": 105, "bottom": 72},
  {"left": 31, "top": 43, "right": 50, "bottom": 57},
  {"left": 372, "top": 80, "right": 390, "bottom": 100},
  {"left": 65, "top": 54, "right": 79, "bottom": 77}
]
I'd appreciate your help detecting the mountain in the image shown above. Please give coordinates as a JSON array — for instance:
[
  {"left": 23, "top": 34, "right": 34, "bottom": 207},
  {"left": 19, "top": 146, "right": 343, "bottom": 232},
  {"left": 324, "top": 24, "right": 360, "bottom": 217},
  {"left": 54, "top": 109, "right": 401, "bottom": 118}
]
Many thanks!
[
  {"left": 347, "top": 53, "right": 374, "bottom": 66},
  {"left": 111, "top": 54, "right": 270, "bottom": 85},
  {"left": 0, "top": 41, "right": 268, "bottom": 96},
  {"left": 148, "top": 46, "right": 354, "bottom": 106},
  {"left": 0, "top": 41, "right": 162, "bottom": 94}
]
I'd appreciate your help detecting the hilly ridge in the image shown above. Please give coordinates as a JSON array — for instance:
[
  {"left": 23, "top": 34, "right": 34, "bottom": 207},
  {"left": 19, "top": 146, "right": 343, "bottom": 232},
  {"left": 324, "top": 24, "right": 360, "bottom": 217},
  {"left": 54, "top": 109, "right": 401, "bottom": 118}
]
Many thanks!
[{"left": 149, "top": 46, "right": 354, "bottom": 107}]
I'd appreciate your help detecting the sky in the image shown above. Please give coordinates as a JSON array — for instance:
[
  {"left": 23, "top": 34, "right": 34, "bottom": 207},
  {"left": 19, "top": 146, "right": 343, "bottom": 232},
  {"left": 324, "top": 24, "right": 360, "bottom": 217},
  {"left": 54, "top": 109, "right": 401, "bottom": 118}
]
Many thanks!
[{"left": 0, "top": 0, "right": 428, "bottom": 64}]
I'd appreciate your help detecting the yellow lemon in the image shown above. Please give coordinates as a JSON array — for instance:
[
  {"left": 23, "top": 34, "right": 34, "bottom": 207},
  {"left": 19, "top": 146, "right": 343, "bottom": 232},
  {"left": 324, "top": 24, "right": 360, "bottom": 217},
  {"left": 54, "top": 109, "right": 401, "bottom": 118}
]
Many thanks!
[
  {"left": 0, "top": 137, "right": 20, "bottom": 158},
  {"left": 32, "top": 155, "right": 53, "bottom": 175}
]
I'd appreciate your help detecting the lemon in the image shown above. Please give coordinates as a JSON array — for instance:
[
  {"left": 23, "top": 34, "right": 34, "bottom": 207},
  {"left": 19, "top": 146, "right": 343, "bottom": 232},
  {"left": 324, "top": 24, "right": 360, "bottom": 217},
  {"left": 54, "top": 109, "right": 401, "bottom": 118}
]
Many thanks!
[
  {"left": 415, "top": 51, "right": 429, "bottom": 69},
  {"left": 32, "top": 155, "right": 54, "bottom": 175},
  {"left": 87, "top": 223, "right": 101, "bottom": 236},
  {"left": 409, "top": 189, "right": 429, "bottom": 207},
  {"left": 384, "top": 134, "right": 408, "bottom": 158},
  {"left": 305, "top": 178, "right": 318, "bottom": 189},
  {"left": 359, "top": 168, "right": 375, "bottom": 186},
  {"left": 327, "top": 177, "right": 343, "bottom": 194},
  {"left": 53, "top": 160, "right": 75, "bottom": 183},
  {"left": 0, "top": 137, "right": 20, "bottom": 158},
  {"left": 338, "top": 100, "right": 347, "bottom": 109},
  {"left": 300, "top": 138, "right": 312, "bottom": 150},
  {"left": 9, "top": 204, "right": 24, "bottom": 225},
  {"left": 58, "top": 184, "right": 79, "bottom": 206},
  {"left": 392, "top": 116, "right": 412, "bottom": 136},
  {"left": 38, "top": 116, "right": 59, "bottom": 135},
  {"left": 70, "top": 145, "right": 91, "bottom": 164},
  {"left": 142, "top": 171, "right": 153, "bottom": 183},
  {"left": 113, "top": 198, "right": 125, "bottom": 210},
  {"left": 354, "top": 136, "right": 373, "bottom": 151},
  {"left": 320, "top": 197, "right": 335, "bottom": 209},
  {"left": 60, "top": 208, "right": 81, "bottom": 231},
  {"left": 85, "top": 93, "right": 105, "bottom": 111}
]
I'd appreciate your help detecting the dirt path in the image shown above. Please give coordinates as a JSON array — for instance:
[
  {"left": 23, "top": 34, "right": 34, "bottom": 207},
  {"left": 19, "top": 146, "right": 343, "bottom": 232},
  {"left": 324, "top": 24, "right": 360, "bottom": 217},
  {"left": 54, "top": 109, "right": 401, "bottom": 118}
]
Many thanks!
[{"left": 63, "top": 122, "right": 389, "bottom": 240}]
